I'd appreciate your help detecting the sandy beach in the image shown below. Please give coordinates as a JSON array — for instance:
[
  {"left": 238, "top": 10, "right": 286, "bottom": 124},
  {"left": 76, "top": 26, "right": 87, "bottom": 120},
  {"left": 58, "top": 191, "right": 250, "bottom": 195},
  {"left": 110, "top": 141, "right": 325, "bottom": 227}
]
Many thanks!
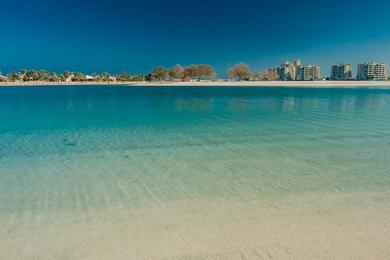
[
  {"left": 2, "top": 191, "right": 390, "bottom": 259},
  {"left": 1, "top": 80, "right": 390, "bottom": 88},
  {"left": 2, "top": 0, "right": 389, "bottom": 258}
]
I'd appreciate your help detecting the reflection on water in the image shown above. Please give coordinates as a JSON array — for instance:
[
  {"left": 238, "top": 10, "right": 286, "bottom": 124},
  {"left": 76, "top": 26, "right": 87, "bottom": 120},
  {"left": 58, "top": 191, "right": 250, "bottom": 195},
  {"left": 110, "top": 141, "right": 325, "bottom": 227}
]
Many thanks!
[
  {"left": 0, "top": 85, "right": 390, "bottom": 230},
  {"left": 1, "top": 87, "right": 389, "bottom": 126},
  {"left": 1, "top": 85, "right": 390, "bottom": 259},
  {"left": 175, "top": 98, "right": 214, "bottom": 111}
]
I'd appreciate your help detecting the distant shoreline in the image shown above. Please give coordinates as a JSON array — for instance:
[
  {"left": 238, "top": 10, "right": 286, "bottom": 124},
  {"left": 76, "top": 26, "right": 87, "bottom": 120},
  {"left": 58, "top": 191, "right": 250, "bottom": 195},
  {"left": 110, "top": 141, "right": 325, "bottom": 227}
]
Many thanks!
[
  {"left": 1, "top": 80, "right": 390, "bottom": 88},
  {"left": 0, "top": 81, "right": 132, "bottom": 87},
  {"left": 134, "top": 81, "right": 390, "bottom": 88}
]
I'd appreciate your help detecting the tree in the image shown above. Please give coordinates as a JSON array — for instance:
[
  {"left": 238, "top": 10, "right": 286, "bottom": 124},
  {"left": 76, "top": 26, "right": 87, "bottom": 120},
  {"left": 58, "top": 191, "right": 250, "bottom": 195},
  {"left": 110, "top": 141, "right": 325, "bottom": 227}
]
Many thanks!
[
  {"left": 19, "top": 70, "right": 26, "bottom": 79},
  {"left": 264, "top": 68, "right": 278, "bottom": 81},
  {"left": 129, "top": 75, "right": 145, "bottom": 82},
  {"left": 228, "top": 63, "right": 251, "bottom": 81},
  {"left": 144, "top": 74, "right": 153, "bottom": 82},
  {"left": 116, "top": 72, "right": 132, "bottom": 82},
  {"left": 62, "top": 71, "right": 71, "bottom": 81},
  {"left": 168, "top": 65, "right": 184, "bottom": 81},
  {"left": 37, "top": 70, "right": 47, "bottom": 81},
  {"left": 47, "top": 72, "right": 58, "bottom": 82},
  {"left": 152, "top": 66, "right": 168, "bottom": 81},
  {"left": 7, "top": 72, "right": 20, "bottom": 82},
  {"left": 98, "top": 72, "right": 111, "bottom": 82},
  {"left": 184, "top": 65, "right": 200, "bottom": 81},
  {"left": 23, "top": 70, "right": 39, "bottom": 81},
  {"left": 198, "top": 64, "right": 215, "bottom": 80},
  {"left": 252, "top": 71, "right": 266, "bottom": 81},
  {"left": 72, "top": 72, "right": 85, "bottom": 82},
  {"left": 0, "top": 71, "right": 7, "bottom": 82}
]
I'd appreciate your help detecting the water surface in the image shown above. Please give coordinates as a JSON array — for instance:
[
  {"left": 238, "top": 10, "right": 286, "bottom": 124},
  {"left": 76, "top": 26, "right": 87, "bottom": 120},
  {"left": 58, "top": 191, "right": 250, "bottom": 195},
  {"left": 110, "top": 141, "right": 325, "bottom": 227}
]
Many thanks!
[{"left": 1, "top": 86, "right": 390, "bottom": 259}]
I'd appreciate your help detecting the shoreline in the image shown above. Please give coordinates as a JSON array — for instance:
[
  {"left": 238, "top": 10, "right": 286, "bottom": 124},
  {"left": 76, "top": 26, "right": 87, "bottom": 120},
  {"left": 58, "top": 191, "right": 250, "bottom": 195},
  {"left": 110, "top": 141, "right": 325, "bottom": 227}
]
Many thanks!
[
  {"left": 0, "top": 81, "right": 132, "bottom": 87},
  {"left": 1, "top": 80, "right": 390, "bottom": 88},
  {"left": 135, "top": 80, "right": 390, "bottom": 88}
]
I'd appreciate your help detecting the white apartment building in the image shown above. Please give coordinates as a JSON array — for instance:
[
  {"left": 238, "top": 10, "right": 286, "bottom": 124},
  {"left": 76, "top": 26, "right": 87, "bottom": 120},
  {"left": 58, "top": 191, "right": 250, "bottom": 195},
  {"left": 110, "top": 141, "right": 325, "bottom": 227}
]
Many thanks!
[
  {"left": 357, "top": 62, "right": 387, "bottom": 80},
  {"left": 331, "top": 64, "right": 353, "bottom": 80},
  {"left": 297, "top": 65, "right": 321, "bottom": 81},
  {"left": 276, "top": 59, "right": 321, "bottom": 81}
]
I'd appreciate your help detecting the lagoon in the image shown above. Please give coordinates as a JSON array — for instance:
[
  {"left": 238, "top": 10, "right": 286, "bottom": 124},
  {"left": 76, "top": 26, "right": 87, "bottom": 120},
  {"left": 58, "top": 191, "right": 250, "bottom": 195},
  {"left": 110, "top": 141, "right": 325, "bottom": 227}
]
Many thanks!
[{"left": 1, "top": 86, "right": 390, "bottom": 259}]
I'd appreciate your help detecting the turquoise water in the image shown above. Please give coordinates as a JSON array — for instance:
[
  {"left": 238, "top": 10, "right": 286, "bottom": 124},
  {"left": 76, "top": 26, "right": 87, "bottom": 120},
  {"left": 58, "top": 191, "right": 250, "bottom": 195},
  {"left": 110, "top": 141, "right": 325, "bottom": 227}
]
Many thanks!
[{"left": 1, "top": 86, "right": 390, "bottom": 214}]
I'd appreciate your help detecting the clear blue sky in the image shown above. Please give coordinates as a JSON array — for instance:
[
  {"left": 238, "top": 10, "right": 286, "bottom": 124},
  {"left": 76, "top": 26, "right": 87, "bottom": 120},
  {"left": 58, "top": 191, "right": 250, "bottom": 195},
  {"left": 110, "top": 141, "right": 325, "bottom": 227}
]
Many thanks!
[{"left": 1, "top": 0, "right": 389, "bottom": 77}]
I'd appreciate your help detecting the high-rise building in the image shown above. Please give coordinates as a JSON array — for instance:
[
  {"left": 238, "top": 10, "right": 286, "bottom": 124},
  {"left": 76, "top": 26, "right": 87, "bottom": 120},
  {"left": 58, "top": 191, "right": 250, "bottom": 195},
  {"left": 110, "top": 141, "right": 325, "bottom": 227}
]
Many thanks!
[
  {"left": 277, "top": 60, "right": 297, "bottom": 80},
  {"left": 331, "top": 64, "right": 353, "bottom": 80},
  {"left": 274, "top": 59, "right": 320, "bottom": 81},
  {"left": 297, "top": 65, "right": 321, "bottom": 81},
  {"left": 357, "top": 62, "right": 388, "bottom": 80}
]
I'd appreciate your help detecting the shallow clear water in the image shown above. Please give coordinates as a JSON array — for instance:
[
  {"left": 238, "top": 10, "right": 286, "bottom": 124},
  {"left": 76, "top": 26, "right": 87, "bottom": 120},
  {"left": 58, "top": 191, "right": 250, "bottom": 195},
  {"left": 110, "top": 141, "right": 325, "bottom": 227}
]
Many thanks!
[
  {"left": 1, "top": 86, "right": 390, "bottom": 258},
  {"left": 1, "top": 86, "right": 390, "bottom": 212}
]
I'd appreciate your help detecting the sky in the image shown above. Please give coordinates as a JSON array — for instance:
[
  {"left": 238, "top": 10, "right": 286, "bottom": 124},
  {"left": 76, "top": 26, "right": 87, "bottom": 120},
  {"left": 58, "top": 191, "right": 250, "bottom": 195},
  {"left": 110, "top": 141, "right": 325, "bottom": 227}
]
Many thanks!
[{"left": 1, "top": 0, "right": 390, "bottom": 77}]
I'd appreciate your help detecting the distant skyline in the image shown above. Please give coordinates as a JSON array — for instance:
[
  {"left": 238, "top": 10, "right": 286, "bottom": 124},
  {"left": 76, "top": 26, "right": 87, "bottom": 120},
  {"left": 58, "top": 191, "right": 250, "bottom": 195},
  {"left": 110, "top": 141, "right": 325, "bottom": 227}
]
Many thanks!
[{"left": 1, "top": 0, "right": 390, "bottom": 76}]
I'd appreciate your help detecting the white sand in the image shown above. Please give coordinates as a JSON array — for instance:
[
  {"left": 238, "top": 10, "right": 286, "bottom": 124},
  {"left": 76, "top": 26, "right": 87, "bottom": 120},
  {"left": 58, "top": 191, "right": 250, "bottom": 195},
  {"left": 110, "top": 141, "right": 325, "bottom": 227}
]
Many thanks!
[{"left": 2, "top": 191, "right": 390, "bottom": 259}]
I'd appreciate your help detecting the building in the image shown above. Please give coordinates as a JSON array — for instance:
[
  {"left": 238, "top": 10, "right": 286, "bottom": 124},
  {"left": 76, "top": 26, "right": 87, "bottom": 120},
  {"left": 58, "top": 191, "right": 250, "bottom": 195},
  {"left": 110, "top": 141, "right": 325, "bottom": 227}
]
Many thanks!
[
  {"left": 272, "top": 59, "right": 321, "bottom": 81},
  {"left": 297, "top": 65, "right": 321, "bottom": 81},
  {"left": 357, "top": 62, "right": 388, "bottom": 80},
  {"left": 277, "top": 60, "right": 297, "bottom": 80},
  {"left": 331, "top": 64, "right": 353, "bottom": 80},
  {"left": 84, "top": 75, "right": 95, "bottom": 81}
]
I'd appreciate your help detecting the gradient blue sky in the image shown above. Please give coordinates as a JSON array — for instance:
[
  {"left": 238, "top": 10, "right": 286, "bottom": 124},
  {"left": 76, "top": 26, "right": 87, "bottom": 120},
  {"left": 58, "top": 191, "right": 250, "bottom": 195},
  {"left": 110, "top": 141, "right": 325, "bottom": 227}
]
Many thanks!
[{"left": 1, "top": 0, "right": 390, "bottom": 77}]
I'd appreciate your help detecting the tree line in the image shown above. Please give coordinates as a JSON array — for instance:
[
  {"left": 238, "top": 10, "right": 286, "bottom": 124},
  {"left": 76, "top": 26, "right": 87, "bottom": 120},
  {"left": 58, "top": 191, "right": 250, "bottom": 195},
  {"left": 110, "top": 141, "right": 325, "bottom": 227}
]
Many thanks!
[
  {"left": 149, "top": 63, "right": 267, "bottom": 82},
  {"left": 149, "top": 64, "right": 216, "bottom": 81},
  {"left": 0, "top": 63, "right": 271, "bottom": 83},
  {"left": 0, "top": 70, "right": 144, "bottom": 82}
]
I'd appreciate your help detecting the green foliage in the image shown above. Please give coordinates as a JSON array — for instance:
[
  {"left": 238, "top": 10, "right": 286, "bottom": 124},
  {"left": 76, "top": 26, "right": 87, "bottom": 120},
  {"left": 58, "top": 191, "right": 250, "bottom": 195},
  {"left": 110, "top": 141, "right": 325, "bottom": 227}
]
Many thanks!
[
  {"left": 72, "top": 72, "right": 85, "bottom": 82},
  {"left": 47, "top": 72, "right": 58, "bottom": 82},
  {"left": 7, "top": 72, "right": 20, "bottom": 82},
  {"left": 1, "top": 64, "right": 216, "bottom": 84},
  {"left": 116, "top": 72, "right": 132, "bottom": 82}
]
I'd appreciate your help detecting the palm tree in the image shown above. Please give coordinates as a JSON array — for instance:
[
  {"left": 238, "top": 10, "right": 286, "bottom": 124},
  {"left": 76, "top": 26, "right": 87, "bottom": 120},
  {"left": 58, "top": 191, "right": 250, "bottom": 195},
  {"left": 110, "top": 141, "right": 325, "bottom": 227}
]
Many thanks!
[
  {"left": 47, "top": 72, "right": 58, "bottom": 82},
  {"left": 73, "top": 72, "right": 84, "bottom": 82},
  {"left": 116, "top": 72, "right": 132, "bottom": 82},
  {"left": 62, "top": 71, "right": 71, "bottom": 81},
  {"left": 24, "top": 70, "right": 37, "bottom": 81},
  {"left": 37, "top": 70, "right": 47, "bottom": 81},
  {"left": 99, "top": 72, "right": 111, "bottom": 82},
  {"left": 7, "top": 72, "right": 20, "bottom": 82},
  {"left": 0, "top": 71, "right": 7, "bottom": 82}
]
